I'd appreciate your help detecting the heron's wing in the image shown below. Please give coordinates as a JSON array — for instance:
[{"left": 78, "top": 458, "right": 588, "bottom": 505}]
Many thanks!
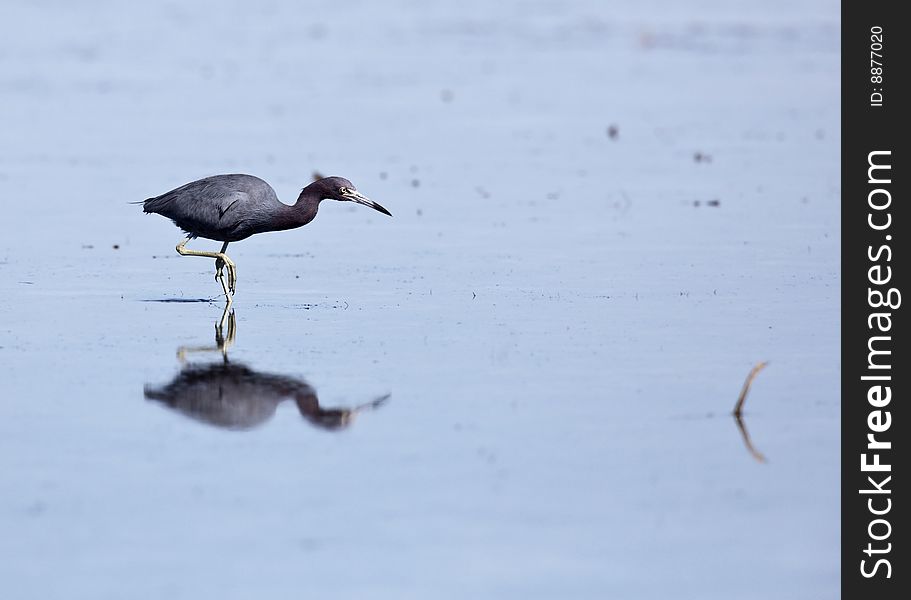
[{"left": 142, "top": 176, "right": 254, "bottom": 236}]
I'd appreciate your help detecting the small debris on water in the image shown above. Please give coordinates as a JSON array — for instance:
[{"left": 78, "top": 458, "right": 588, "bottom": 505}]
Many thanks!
[
  {"left": 607, "top": 124, "right": 619, "bottom": 139},
  {"left": 693, "top": 151, "right": 712, "bottom": 163},
  {"left": 733, "top": 361, "right": 769, "bottom": 417}
]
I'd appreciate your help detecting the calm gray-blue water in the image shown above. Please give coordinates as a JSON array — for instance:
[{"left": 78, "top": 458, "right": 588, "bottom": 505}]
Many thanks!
[{"left": 0, "top": 1, "right": 839, "bottom": 598}]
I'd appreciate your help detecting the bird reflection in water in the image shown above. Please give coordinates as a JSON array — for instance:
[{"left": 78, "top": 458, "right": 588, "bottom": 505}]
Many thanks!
[{"left": 145, "top": 308, "right": 389, "bottom": 431}]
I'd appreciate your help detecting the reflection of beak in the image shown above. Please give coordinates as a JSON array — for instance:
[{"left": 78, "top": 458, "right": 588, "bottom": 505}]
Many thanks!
[{"left": 342, "top": 190, "right": 392, "bottom": 216}]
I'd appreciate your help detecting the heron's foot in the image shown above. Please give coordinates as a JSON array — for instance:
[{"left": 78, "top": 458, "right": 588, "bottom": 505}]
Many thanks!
[
  {"left": 214, "top": 254, "right": 237, "bottom": 294},
  {"left": 215, "top": 253, "right": 237, "bottom": 294},
  {"left": 224, "top": 259, "right": 237, "bottom": 294}
]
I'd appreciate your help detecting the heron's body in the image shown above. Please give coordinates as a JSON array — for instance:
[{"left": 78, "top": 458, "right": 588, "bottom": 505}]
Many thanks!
[
  {"left": 143, "top": 174, "right": 319, "bottom": 242},
  {"left": 141, "top": 173, "right": 390, "bottom": 301}
]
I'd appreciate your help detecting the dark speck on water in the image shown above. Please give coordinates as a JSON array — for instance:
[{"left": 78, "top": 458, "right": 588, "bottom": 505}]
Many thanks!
[
  {"left": 694, "top": 151, "right": 712, "bottom": 163},
  {"left": 607, "top": 124, "right": 619, "bottom": 139},
  {"left": 411, "top": 179, "right": 420, "bottom": 187},
  {"left": 307, "top": 23, "right": 327, "bottom": 40}
]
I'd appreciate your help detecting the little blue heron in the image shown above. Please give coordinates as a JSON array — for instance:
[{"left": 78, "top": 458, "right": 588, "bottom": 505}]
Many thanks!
[{"left": 140, "top": 174, "right": 391, "bottom": 301}]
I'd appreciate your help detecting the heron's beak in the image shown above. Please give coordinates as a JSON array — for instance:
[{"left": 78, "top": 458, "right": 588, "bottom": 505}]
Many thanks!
[{"left": 342, "top": 190, "right": 392, "bottom": 216}]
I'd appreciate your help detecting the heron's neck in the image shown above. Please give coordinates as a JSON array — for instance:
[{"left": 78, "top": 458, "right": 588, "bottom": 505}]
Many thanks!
[{"left": 286, "top": 190, "right": 321, "bottom": 227}]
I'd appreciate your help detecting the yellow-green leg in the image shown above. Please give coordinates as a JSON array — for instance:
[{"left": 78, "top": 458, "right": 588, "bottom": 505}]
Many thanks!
[{"left": 175, "top": 237, "right": 238, "bottom": 300}]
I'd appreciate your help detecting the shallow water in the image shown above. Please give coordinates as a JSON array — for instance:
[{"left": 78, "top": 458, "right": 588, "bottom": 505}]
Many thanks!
[{"left": 1, "top": 1, "right": 839, "bottom": 598}]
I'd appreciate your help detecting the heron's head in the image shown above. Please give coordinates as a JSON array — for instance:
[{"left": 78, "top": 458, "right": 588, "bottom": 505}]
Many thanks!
[{"left": 310, "top": 176, "right": 392, "bottom": 216}]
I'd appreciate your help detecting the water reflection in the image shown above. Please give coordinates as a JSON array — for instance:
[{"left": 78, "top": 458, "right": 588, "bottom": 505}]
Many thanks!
[
  {"left": 734, "top": 415, "right": 766, "bottom": 463},
  {"left": 145, "top": 309, "right": 389, "bottom": 431}
]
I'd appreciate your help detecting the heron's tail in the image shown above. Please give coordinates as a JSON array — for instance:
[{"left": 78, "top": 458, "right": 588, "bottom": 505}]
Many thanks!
[{"left": 130, "top": 198, "right": 157, "bottom": 213}]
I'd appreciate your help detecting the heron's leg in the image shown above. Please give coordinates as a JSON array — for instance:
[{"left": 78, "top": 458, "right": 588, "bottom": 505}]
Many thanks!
[
  {"left": 217, "top": 269, "right": 232, "bottom": 301},
  {"left": 214, "top": 241, "right": 228, "bottom": 279},
  {"left": 176, "top": 237, "right": 236, "bottom": 300},
  {"left": 176, "top": 237, "right": 223, "bottom": 261},
  {"left": 216, "top": 241, "right": 237, "bottom": 294}
]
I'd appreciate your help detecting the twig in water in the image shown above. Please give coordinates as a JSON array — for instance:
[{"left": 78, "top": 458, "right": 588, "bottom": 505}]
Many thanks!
[{"left": 733, "top": 361, "right": 768, "bottom": 417}]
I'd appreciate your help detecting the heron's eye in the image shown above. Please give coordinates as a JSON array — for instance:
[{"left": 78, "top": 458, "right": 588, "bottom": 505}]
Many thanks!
[{"left": 340, "top": 187, "right": 349, "bottom": 194}]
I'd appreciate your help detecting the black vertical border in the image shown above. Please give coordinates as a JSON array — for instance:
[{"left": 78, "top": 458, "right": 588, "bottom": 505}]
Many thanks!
[{"left": 842, "top": 1, "right": 906, "bottom": 597}]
